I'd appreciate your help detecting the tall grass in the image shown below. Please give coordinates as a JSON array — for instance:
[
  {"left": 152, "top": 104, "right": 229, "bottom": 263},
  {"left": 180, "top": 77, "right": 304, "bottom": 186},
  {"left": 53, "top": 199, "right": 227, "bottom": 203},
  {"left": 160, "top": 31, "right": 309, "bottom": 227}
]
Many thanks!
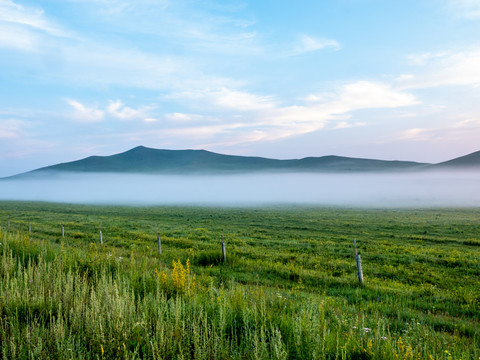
[{"left": 1, "top": 225, "right": 478, "bottom": 359}]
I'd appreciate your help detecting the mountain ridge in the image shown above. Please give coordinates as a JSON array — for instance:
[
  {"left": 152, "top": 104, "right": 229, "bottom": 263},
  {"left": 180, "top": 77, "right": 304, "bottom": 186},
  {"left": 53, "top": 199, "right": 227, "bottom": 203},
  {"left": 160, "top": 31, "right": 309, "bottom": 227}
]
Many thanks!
[{"left": 3, "top": 146, "right": 480, "bottom": 179}]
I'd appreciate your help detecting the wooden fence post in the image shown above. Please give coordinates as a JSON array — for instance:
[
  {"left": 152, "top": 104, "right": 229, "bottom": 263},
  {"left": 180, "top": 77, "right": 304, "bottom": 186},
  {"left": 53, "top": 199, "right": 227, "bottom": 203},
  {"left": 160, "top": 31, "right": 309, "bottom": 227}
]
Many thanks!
[
  {"left": 62, "top": 225, "right": 65, "bottom": 238},
  {"left": 156, "top": 229, "right": 162, "bottom": 254},
  {"left": 356, "top": 254, "right": 364, "bottom": 286},
  {"left": 221, "top": 234, "right": 226, "bottom": 263},
  {"left": 354, "top": 239, "right": 364, "bottom": 286},
  {"left": 7, "top": 219, "right": 10, "bottom": 229},
  {"left": 99, "top": 226, "right": 103, "bottom": 245}
]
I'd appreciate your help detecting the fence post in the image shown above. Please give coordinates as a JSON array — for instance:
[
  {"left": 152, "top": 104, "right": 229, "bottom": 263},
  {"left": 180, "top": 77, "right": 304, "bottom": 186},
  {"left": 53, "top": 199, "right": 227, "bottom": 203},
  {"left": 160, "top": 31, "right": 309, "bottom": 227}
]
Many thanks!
[
  {"left": 7, "top": 219, "right": 10, "bottom": 229},
  {"left": 356, "top": 254, "right": 364, "bottom": 286},
  {"left": 62, "top": 225, "right": 65, "bottom": 238},
  {"left": 99, "top": 226, "right": 103, "bottom": 245},
  {"left": 354, "top": 239, "right": 364, "bottom": 286},
  {"left": 221, "top": 234, "right": 226, "bottom": 263},
  {"left": 156, "top": 229, "right": 162, "bottom": 254},
  {"left": 29, "top": 222, "right": 31, "bottom": 234}
]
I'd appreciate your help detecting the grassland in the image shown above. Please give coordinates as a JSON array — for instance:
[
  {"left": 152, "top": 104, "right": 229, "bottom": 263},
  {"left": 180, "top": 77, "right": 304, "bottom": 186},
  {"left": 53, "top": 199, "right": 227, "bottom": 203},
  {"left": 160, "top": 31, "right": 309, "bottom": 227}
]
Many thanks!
[{"left": 0, "top": 201, "right": 479, "bottom": 359}]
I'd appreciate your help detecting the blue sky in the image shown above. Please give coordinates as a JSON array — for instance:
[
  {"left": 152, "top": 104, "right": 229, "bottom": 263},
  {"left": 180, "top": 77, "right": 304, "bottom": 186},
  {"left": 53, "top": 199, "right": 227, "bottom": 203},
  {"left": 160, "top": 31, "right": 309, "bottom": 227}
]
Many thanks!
[{"left": 1, "top": 0, "right": 480, "bottom": 176}]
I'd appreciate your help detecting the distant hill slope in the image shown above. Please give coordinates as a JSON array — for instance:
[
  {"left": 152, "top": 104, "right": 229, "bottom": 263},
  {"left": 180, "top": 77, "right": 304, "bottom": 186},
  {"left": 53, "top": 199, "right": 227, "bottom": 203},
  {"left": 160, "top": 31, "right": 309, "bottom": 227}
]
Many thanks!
[
  {"left": 430, "top": 150, "right": 480, "bottom": 169},
  {"left": 10, "top": 146, "right": 429, "bottom": 177}
]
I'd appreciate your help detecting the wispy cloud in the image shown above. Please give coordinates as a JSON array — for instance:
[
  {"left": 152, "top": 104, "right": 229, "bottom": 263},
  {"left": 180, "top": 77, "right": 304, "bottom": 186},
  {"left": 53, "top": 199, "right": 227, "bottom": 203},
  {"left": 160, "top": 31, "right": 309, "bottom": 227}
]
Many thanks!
[
  {"left": 150, "top": 80, "right": 419, "bottom": 147},
  {"left": 0, "top": 0, "right": 73, "bottom": 53},
  {"left": 0, "top": 0, "right": 68, "bottom": 37},
  {"left": 334, "top": 81, "right": 420, "bottom": 109},
  {"left": 164, "top": 113, "right": 210, "bottom": 123},
  {"left": 107, "top": 100, "right": 152, "bottom": 120},
  {"left": 66, "top": 99, "right": 105, "bottom": 123},
  {"left": 290, "top": 34, "right": 340, "bottom": 56},
  {"left": 167, "top": 86, "right": 277, "bottom": 112},
  {"left": 0, "top": 1, "right": 245, "bottom": 92},
  {"left": 67, "top": 99, "right": 156, "bottom": 122},
  {"left": 395, "top": 116, "right": 480, "bottom": 144},
  {"left": 212, "top": 88, "right": 277, "bottom": 111},
  {"left": 399, "top": 48, "right": 480, "bottom": 88},
  {"left": 239, "top": 82, "right": 417, "bottom": 143}
]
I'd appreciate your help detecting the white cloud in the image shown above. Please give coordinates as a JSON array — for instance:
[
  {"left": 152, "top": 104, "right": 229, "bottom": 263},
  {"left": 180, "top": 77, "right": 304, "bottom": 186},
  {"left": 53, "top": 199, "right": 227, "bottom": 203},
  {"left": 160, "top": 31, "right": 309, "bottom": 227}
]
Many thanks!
[
  {"left": 302, "top": 94, "right": 328, "bottom": 103},
  {"left": 168, "top": 87, "right": 277, "bottom": 112},
  {"left": 271, "top": 81, "right": 416, "bottom": 140},
  {"left": 394, "top": 116, "right": 480, "bottom": 145},
  {"left": 291, "top": 34, "right": 340, "bottom": 55},
  {"left": 66, "top": 99, "right": 104, "bottom": 122},
  {"left": 213, "top": 88, "right": 276, "bottom": 111},
  {"left": 175, "top": 81, "right": 419, "bottom": 146},
  {"left": 67, "top": 99, "right": 153, "bottom": 122},
  {"left": 164, "top": 113, "right": 208, "bottom": 122},
  {"left": 107, "top": 100, "right": 147, "bottom": 120},
  {"left": 400, "top": 49, "right": 480, "bottom": 88},
  {"left": 0, "top": 0, "right": 67, "bottom": 36},
  {"left": 291, "top": 81, "right": 418, "bottom": 135},
  {"left": 0, "top": 1, "right": 238, "bottom": 92},
  {"left": 336, "top": 81, "right": 420, "bottom": 109}
]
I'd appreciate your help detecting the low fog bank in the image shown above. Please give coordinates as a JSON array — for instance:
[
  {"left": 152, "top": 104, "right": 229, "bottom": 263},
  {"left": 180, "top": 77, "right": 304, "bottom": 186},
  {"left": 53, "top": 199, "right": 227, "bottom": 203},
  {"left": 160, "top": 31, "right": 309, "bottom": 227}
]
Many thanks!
[{"left": 1, "top": 172, "right": 480, "bottom": 207}]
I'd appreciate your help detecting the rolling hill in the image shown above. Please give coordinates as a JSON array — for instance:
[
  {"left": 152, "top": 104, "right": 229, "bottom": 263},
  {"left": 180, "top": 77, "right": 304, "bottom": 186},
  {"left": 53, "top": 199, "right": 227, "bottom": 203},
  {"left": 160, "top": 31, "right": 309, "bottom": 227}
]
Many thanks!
[
  {"left": 431, "top": 150, "right": 480, "bottom": 169},
  {"left": 4, "top": 146, "right": 480, "bottom": 179},
  {"left": 8, "top": 145, "right": 427, "bottom": 177}
]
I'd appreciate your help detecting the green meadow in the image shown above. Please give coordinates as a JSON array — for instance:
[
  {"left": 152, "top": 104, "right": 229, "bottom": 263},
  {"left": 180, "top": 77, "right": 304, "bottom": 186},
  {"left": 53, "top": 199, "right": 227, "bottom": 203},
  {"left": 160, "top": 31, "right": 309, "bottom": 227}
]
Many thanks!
[{"left": 0, "top": 201, "right": 479, "bottom": 359}]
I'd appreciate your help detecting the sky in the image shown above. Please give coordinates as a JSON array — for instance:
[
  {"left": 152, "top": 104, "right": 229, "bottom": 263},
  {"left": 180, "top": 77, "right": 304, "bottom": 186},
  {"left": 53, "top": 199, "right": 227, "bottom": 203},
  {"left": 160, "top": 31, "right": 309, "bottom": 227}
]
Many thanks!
[{"left": 1, "top": 0, "right": 480, "bottom": 177}]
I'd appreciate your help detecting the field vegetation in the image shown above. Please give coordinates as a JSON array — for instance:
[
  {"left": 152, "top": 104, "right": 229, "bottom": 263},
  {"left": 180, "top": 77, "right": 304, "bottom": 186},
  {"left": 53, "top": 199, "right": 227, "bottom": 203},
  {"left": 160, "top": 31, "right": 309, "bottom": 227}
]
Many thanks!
[{"left": 0, "top": 201, "right": 479, "bottom": 359}]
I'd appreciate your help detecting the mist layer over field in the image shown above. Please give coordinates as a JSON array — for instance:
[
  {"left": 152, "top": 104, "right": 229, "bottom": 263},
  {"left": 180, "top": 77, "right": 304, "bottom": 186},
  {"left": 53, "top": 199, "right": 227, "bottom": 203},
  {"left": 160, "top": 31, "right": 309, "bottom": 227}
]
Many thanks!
[{"left": 1, "top": 172, "right": 479, "bottom": 207}]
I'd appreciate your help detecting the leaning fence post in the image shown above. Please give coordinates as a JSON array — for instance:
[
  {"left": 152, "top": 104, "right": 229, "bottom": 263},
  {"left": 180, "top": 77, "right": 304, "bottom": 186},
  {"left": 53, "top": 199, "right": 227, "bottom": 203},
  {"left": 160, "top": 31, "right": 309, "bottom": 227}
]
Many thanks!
[
  {"left": 156, "top": 229, "right": 162, "bottom": 254},
  {"left": 99, "top": 225, "right": 103, "bottom": 245},
  {"left": 354, "top": 239, "right": 364, "bottom": 286},
  {"left": 221, "top": 234, "right": 227, "bottom": 263}
]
